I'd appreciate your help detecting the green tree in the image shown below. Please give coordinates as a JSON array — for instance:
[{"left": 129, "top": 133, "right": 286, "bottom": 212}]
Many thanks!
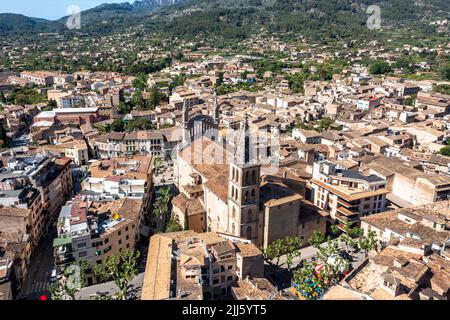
[
  {"left": 111, "top": 119, "right": 125, "bottom": 132},
  {"left": 433, "top": 84, "right": 450, "bottom": 95},
  {"left": 292, "top": 261, "right": 324, "bottom": 300},
  {"left": 369, "top": 60, "right": 392, "bottom": 75},
  {"left": 94, "top": 250, "right": 140, "bottom": 300},
  {"left": 439, "top": 62, "right": 450, "bottom": 81},
  {"left": 330, "top": 225, "right": 341, "bottom": 236},
  {"left": 358, "top": 231, "right": 378, "bottom": 257},
  {"left": 166, "top": 219, "right": 182, "bottom": 233},
  {"left": 263, "top": 238, "right": 285, "bottom": 268},
  {"left": 153, "top": 187, "right": 172, "bottom": 231},
  {"left": 153, "top": 156, "right": 161, "bottom": 174},
  {"left": 49, "top": 259, "right": 90, "bottom": 300},
  {"left": 317, "top": 117, "right": 334, "bottom": 132},
  {"left": 285, "top": 237, "right": 303, "bottom": 270},
  {"left": 47, "top": 99, "right": 57, "bottom": 109},
  {"left": 132, "top": 73, "right": 148, "bottom": 91},
  {"left": 438, "top": 146, "right": 450, "bottom": 156},
  {"left": 147, "top": 86, "right": 167, "bottom": 110},
  {"left": 308, "top": 231, "right": 326, "bottom": 249}
]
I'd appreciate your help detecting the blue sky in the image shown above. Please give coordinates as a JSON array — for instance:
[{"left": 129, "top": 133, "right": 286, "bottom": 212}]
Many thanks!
[{"left": 1, "top": 0, "right": 135, "bottom": 20}]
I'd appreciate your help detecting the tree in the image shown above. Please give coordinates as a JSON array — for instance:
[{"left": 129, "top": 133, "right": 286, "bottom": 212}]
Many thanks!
[
  {"left": 308, "top": 231, "right": 326, "bottom": 249},
  {"left": 111, "top": 119, "right": 125, "bottom": 132},
  {"left": 439, "top": 62, "right": 450, "bottom": 81},
  {"left": 166, "top": 219, "right": 182, "bottom": 233},
  {"left": 147, "top": 86, "right": 167, "bottom": 110},
  {"left": 433, "top": 84, "right": 450, "bottom": 95},
  {"left": 131, "top": 90, "right": 146, "bottom": 109},
  {"left": 132, "top": 73, "right": 148, "bottom": 91},
  {"left": 292, "top": 262, "right": 324, "bottom": 300},
  {"left": 346, "top": 225, "right": 363, "bottom": 239},
  {"left": 358, "top": 231, "right": 378, "bottom": 257},
  {"left": 49, "top": 259, "right": 89, "bottom": 300},
  {"left": 184, "top": 208, "right": 190, "bottom": 230},
  {"left": 438, "top": 146, "right": 450, "bottom": 157},
  {"left": 369, "top": 60, "right": 392, "bottom": 75},
  {"left": 264, "top": 236, "right": 303, "bottom": 270},
  {"left": 153, "top": 186, "right": 172, "bottom": 231},
  {"left": 153, "top": 156, "right": 161, "bottom": 175},
  {"left": 330, "top": 224, "right": 341, "bottom": 236},
  {"left": 263, "top": 238, "right": 285, "bottom": 268},
  {"left": 94, "top": 250, "right": 140, "bottom": 300},
  {"left": 47, "top": 99, "right": 57, "bottom": 109},
  {"left": 125, "top": 118, "right": 156, "bottom": 131},
  {"left": 317, "top": 117, "right": 334, "bottom": 132},
  {"left": 285, "top": 237, "right": 303, "bottom": 270}
]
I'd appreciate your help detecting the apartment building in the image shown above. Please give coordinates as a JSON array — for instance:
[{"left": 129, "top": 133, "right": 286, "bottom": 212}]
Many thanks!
[
  {"left": 169, "top": 90, "right": 201, "bottom": 110},
  {"left": 141, "top": 231, "right": 264, "bottom": 300},
  {"left": 82, "top": 175, "right": 147, "bottom": 200},
  {"left": 0, "top": 155, "right": 73, "bottom": 229},
  {"left": 310, "top": 160, "right": 388, "bottom": 231},
  {"left": 0, "top": 183, "right": 48, "bottom": 292},
  {"left": 85, "top": 155, "right": 153, "bottom": 211},
  {"left": 28, "top": 157, "right": 73, "bottom": 222},
  {"left": 20, "top": 71, "right": 54, "bottom": 86},
  {"left": 53, "top": 195, "right": 144, "bottom": 285},
  {"left": 103, "top": 131, "right": 164, "bottom": 158}
]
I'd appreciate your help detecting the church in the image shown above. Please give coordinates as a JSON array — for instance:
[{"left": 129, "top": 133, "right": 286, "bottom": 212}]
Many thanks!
[{"left": 172, "top": 95, "right": 327, "bottom": 248}]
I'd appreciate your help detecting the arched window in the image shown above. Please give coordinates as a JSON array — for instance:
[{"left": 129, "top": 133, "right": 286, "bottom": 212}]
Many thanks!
[
  {"left": 231, "top": 186, "right": 234, "bottom": 199},
  {"left": 246, "top": 226, "right": 252, "bottom": 239},
  {"left": 232, "top": 223, "right": 236, "bottom": 235},
  {"left": 245, "top": 171, "right": 249, "bottom": 184},
  {"left": 251, "top": 189, "right": 255, "bottom": 198},
  {"left": 252, "top": 170, "right": 256, "bottom": 184},
  {"left": 247, "top": 209, "right": 252, "bottom": 223},
  {"left": 232, "top": 207, "right": 236, "bottom": 219},
  {"left": 244, "top": 190, "right": 249, "bottom": 202},
  {"left": 232, "top": 167, "right": 235, "bottom": 180}
]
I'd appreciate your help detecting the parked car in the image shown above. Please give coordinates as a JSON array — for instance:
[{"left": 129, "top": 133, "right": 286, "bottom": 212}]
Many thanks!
[{"left": 49, "top": 268, "right": 58, "bottom": 282}]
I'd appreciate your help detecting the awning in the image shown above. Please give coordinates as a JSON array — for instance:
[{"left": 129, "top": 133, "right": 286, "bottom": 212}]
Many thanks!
[{"left": 53, "top": 237, "right": 72, "bottom": 247}]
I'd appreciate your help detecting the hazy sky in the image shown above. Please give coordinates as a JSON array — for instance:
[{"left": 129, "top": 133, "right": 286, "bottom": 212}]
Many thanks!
[{"left": 1, "top": 0, "right": 136, "bottom": 20}]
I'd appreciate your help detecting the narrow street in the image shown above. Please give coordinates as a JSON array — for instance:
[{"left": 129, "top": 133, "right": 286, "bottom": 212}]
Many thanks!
[{"left": 19, "top": 228, "right": 56, "bottom": 300}]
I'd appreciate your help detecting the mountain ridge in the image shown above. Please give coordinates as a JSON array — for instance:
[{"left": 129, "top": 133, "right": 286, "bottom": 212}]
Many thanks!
[{"left": 1, "top": 0, "right": 449, "bottom": 40}]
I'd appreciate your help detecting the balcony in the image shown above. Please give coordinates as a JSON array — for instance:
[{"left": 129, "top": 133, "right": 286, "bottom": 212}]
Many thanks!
[
  {"left": 55, "top": 253, "right": 75, "bottom": 266},
  {"left": 337, "top": 206, "right": 359, "bottom": 217},
  {"left": 335, "top": 212, "right": 359, "bottom": 224},
  {"left": 337, "top": 198, "right": 359, "bottom": 208}
]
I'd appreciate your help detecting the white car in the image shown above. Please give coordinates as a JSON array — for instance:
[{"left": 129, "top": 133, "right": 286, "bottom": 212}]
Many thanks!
[{"left": 49, "top": 268, "right": 58, "bottom": 282}]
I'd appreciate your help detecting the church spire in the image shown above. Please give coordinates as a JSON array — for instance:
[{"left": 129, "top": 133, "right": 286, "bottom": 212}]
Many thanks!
[
  {"left": 213, "top": 92, "right": 220, "bottom": 125},
  {"left": 182, "top": 101, "right": 189, "bottom": 144},
  {"left": 235, "top": 112, "right": 252, "bottom": 165}
]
